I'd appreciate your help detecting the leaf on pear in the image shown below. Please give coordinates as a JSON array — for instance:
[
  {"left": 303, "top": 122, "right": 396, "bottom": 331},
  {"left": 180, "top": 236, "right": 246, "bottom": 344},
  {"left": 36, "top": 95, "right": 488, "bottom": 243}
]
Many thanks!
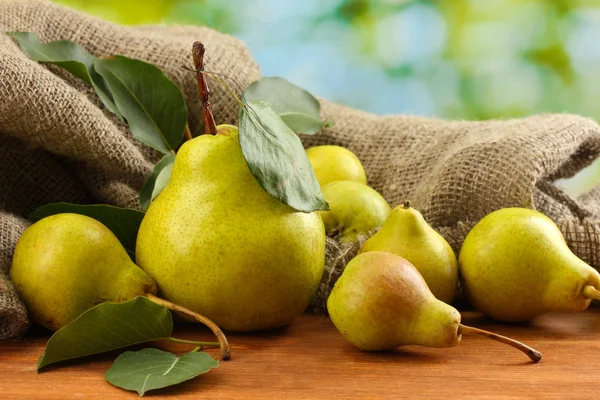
[
  {"left": 243, "top": 77, "right": 330, "bottom": 134},
  {"left": 29, "top": 203, "right": 144, "bottom": 256},
  {"left": 94, "top": 56, "right": 187, "bottom": 154},
  {"left": 105, "top": 348, "right": 218, "bottom": 396},
  {"left": 239, "top": 99, "right": 329, "bottom": 212},
  {"left": 8, "top": 32, "right": 121, "bottom": 118},
  {"left": 38, "top": 297, "right": 172, "bottom": 371},
  {"left": 139, "top": 153, "right": 175, "bottom": 211}
]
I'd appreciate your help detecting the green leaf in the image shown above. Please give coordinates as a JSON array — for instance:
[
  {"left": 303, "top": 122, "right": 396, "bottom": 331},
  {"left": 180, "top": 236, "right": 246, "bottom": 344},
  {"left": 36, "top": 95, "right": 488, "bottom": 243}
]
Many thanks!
[
  {"left": 239, "top": 100, "right": 329, "bottom": 212},
  {"left": 38, "top": 297, "right": 172, "bottom": 371},
  {"left": 105, "top": 349, "right": 218, "bottom": 396},
  {"left": 29, "top": 203, "right": 144, "bottom": 256},
  {"left": 243, "top": 77, "right": 330, "bottom": 134},
  {"left": 139, "top": 153, "right": 175, "bottom": 211},
  {"left": 280, "top": 112, "right": 331, "bottom": 135},
  {"left": 95, "top": 56, "right": 187, "bottom": 154},
  {"left": 244, "top": 77, "right": 320, "bottom": 115},
  {"left": 8, "top": 32, "right": 122, "bottom": 119}
]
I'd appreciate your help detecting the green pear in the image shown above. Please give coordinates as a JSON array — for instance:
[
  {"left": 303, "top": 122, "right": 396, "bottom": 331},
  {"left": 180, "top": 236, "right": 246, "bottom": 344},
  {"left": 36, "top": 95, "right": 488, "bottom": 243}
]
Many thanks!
[
  {"left": 328, "top": 251, "right": 541, "bottom": 362},
  {"left": 306, "top": 145, "right": 367, "bottom": 186},
  {"left": 10, "top": 214, "right": 157, "bottom": 331},
  {"left": 136, "top": 125, "right": 326, "bottom": 332},
  {"left": 319, "top": 180, "right": 391, "bottom": 242},
  {"left": 459, "top": 208, "right": 600, "bottom": 322},
  {"left": 328, "top": 252, "right": 460, "bottom": 350},
  {"left": 359, "top": 202, "right": 458, "bottom": 303}
]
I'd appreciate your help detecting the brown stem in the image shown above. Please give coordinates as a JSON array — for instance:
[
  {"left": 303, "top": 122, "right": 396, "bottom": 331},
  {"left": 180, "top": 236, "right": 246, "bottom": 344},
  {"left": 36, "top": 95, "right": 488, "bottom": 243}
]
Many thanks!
[
  {"left": 145, "top": 293, "right": 231, "bottom": 360},
  {"left": 583, "top": 285, "right": 600, "bottom": 301},
  {"left": 403, "top": 201, "right": 411, "bottom": 209},
  {"left": 192, "top": 42, "right": 218, "bottom": 136},
  {"left": 184, "top": 124, "right": 193, "bottom": 141},
  {"left": 459, "top": 324, "right": 541, "bottom": 363}
]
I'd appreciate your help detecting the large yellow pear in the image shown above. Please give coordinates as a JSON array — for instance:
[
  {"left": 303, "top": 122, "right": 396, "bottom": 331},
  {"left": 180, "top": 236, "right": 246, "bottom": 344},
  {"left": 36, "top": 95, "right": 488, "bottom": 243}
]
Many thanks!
[
  {"left": 136, "top": 125, "right": 326, "bottom": 332},
  {"left": 10, "top": 214, "right": 157, "bottom": 331}
]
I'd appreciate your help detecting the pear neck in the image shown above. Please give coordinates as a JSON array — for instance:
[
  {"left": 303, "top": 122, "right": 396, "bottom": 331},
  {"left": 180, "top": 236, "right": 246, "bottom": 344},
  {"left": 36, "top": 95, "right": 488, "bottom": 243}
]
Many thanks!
[
  {"left": 583, "top": 285, "right": 600, "bottom": 301},
  {"left": 388, "top": 207, "right": 425, "bottom": 236},
  {"left": 583, "top": 267, "right": 600, "bottom": 301},
  {"left": 541, "top": 254, "right": 600, "bottom": 312}
]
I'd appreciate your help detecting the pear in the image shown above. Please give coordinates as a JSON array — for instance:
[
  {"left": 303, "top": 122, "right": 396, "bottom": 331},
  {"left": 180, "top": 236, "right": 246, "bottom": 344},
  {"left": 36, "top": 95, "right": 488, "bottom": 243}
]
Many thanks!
[
  {"left": 306, "top": 145, "right": 367, "bottom": 186},
  {"left": 459, "top": 208, "right": 600, "bottom": 322},
  {"left": 10, "top": 214, "right": 157, "bottom": 331},
  {"left": 320, "top": 180, "right": 391, "bottom": 242},
  {"left": 359, "top": 202, "right": 458, "bottom": 303},
  {"left": 10, "top": 213, "right": 231, "bottom": 360},
  {"left": 136, "top": 125, "right": 326, "bottom": 332},
  {"left": 136, "top": 43, "right": 326, "bottom": 333},
  {"left": 328, "top": 251, "right": 541, "bottom": 362}
]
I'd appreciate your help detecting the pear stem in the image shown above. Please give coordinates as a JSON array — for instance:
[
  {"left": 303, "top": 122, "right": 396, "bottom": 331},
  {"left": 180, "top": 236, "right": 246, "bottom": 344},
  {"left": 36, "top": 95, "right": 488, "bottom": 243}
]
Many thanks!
[
  {"left": 192, "top": 42, "right": 218, "bottom": 136},
  {"left": 165, "top": 337, "right": 220, "bottom": 347},
  {"left": 583, "top": 285, "right": 600, "bottom": 301},
  {"left": 184, "top": 123, "right": 193, "bottom": 141},
  {"left": 145, "top": 293, "right": 231, "bottom": 360},
  {"left": 403, "top": 201, "right": 411, "bottom": 209},
  {"left": 458, "top": 324, "right": 542, "bottom": 363}
]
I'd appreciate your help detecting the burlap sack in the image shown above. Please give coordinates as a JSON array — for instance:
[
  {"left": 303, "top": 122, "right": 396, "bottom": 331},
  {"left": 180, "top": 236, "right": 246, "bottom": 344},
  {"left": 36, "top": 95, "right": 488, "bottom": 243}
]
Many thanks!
[{"left": 2, "top": 0, "right": 600, "bottom": 337}]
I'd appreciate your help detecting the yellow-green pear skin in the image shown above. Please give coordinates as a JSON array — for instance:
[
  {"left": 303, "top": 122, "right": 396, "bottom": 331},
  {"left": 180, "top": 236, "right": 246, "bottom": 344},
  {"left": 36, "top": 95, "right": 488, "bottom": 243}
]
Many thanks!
[
  {"left": 306, "top": 145, "right": 367, "bottom": 186},
  {"left": 10, "top": 214, "right": 157, "bottom": 331},
  {"left": 327, "top": 251, "right": 461, "bottom": 351},
  {"left": 359, "top": 203, "right": 458, "bottom": 303},
  {"left": 136, "top": 125, "right": 325, "bottom": 332},
  {"left": 319, "top": 181, "right": 391, "bottom": 242},
  {"left": 459, "top": 208, "right": 600, "bottom": 322}
]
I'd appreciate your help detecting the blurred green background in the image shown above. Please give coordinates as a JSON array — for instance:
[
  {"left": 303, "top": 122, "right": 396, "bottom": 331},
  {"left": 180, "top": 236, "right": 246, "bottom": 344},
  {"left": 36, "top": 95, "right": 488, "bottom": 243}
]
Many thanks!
[{"left": 52, "top": 0, "right": 600, "bottom": 194}]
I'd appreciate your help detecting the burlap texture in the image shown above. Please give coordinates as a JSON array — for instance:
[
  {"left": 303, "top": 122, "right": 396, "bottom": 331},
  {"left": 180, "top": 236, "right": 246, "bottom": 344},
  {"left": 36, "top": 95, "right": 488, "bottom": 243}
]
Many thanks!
[{"left": 2, "top": 0, "right": 600, "bottom": 336}]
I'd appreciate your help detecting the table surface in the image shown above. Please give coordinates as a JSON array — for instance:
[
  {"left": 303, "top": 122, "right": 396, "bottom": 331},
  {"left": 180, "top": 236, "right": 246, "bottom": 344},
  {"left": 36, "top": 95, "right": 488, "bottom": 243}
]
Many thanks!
[{"left": 1, "top": 308, "right": 600, "bottom": 400}]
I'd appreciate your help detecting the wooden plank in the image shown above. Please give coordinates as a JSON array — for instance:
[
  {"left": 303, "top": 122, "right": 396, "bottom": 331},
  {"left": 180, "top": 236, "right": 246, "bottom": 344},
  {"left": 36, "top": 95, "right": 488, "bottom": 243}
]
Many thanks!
[{"left": 1, "top": 309, "right": 599, "bottom": 399}]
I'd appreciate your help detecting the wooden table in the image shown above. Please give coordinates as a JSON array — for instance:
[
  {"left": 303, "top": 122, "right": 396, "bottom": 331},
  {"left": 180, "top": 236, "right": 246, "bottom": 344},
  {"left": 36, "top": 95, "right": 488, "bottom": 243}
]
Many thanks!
[{"left": 1, "top": 308, "right": 599, "bottom": 399}]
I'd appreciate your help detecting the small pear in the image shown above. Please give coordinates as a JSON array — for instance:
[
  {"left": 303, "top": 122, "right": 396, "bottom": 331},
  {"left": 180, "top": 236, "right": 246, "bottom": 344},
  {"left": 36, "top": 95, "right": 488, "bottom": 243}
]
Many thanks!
[
  {"left": 328, "top": 251, "right": 541, "bottom": 362},
  {"left": 306, "top": 145, "right": 367, "bottom": 186},
  {"left": 319, "top": 181, "right": 391, "bottom": 242},
  {"left": 10, "top": 214, "right": 157, "bottom": 331},
  {"left": 459, "top": 208, "right": 600, "bottom": 322},
  {"left": 359, "top": 202, "right": 458, "bottom": 303}
]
